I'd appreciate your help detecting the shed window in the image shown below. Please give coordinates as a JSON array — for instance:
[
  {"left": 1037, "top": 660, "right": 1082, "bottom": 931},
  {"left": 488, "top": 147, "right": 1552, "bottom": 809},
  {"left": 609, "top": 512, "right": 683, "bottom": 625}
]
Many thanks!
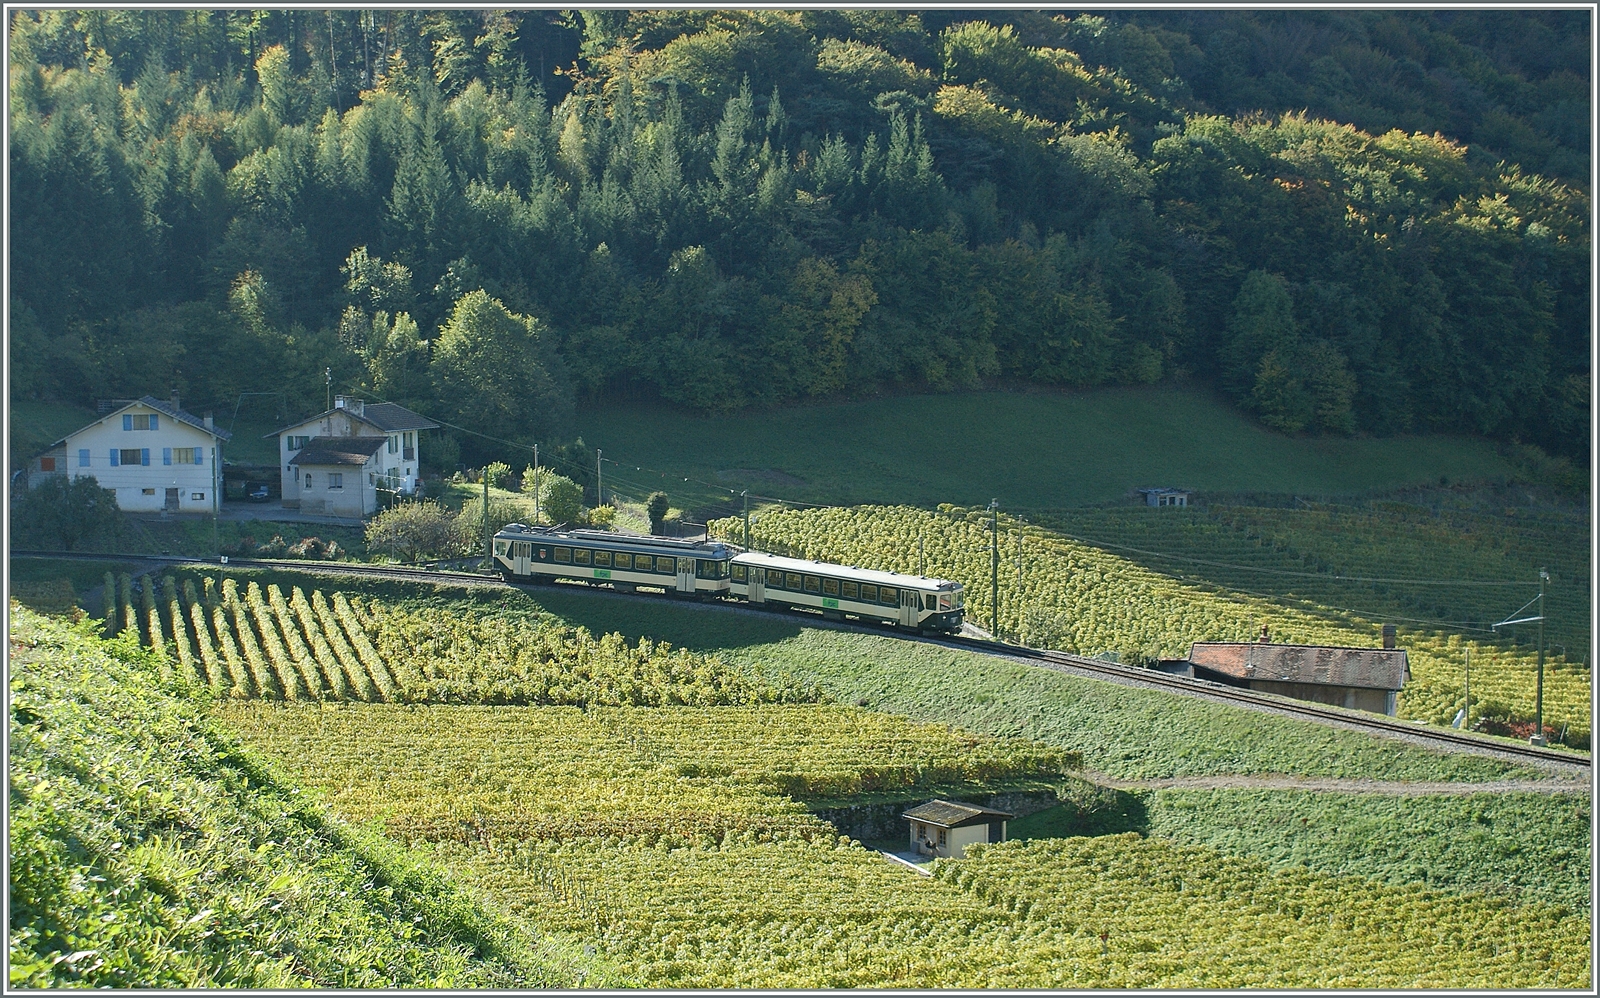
[
  {"left": 554, "top": 547, "right": 571, "bottom": 563},
  {"left": 804, "top": 575, "right": 821, "bottom": 593},
  {"left": 859, "top": 584, "right": 877, "bottom": 603},
  {"left": 842, "top": 581, "right": 858, "bottom": 599},
  {"left": 938, "top": 828, "right": 947, "bottom": 846},
  {"left": 731, "top": 563, "right": 746, "bottom": 582},
  {"left": 823, "top": 578, "right": 839, "bottom": 596},
  {"left": 593, "top": 550, "right": 611, "bottom": 567}
]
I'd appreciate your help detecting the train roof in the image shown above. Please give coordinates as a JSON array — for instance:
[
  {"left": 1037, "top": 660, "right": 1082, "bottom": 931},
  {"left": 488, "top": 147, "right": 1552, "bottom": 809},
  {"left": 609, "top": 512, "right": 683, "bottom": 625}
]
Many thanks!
[
  {"left": 495, "top": 523, "right": 730, "bottom": 556},
  {"left": 731, "top": 550, "right": 960, "bottom": 590}
]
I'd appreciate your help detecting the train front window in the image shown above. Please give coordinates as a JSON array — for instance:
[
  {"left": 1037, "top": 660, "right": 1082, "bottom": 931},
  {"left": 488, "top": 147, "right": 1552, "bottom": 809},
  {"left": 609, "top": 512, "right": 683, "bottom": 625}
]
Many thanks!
[
  {"left": 697, "top": 559, "right": 727, "bottom": 579},
  {"left": 494, "top": 540, "right": 508, "bottom": 556},
  {"left": 938, "top": 595, "right": 951, "bottom": 611}
]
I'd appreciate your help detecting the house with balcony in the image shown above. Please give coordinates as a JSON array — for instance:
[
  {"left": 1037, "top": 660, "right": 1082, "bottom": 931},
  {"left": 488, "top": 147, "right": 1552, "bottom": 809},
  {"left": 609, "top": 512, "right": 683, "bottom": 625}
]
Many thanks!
[
  {"left": 267, "top": 396, "right": 439, "bottom": 513},
  {"left": 26, "top": 395, "right": 231, "bottom": 512}
]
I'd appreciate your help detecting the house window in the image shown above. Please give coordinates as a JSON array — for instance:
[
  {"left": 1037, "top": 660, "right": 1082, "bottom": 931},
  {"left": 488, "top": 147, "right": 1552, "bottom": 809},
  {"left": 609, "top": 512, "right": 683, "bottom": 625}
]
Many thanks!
[
  {"left": 120, "top": 449, "right": 144, "bottom": 466},
  {"left": 305, "top": 474, "right": 313, "bottom": 489},
  {"left": 78, "top": 449, "right": 89, "bottom": 467},
  {"left": 191, "top": 492, "right": 205, "bottom": 501},
  {"left": 123, "top": 414, "right": 157, "bottom": 430},
  {"left": 388, "top": 435, "right": 398, "bottom": 453},
  {"left": 286, "top": 436, "right": 310, "bottom": 451},
  {"left": 141, "top": 488, "right": 155, "bottom": 495},
  {"left": 328, "top": 473, "right": 344, "bottom": 489},
  {"left": 38, "top": 457, "right": 56, "bottom": 472}
]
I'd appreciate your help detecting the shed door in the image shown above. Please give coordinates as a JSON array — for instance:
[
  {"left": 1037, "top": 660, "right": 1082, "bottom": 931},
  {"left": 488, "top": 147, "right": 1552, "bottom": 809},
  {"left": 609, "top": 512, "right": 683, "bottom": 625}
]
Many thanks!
[
  {"left": 899, "top": 587, "right": 919, "bottom": 627},
  {"left": 748, "top": 567, "right": 765, "bottom": 603},
  {"left": 676, "top": 557, "right": 695, "bottom": 593}
]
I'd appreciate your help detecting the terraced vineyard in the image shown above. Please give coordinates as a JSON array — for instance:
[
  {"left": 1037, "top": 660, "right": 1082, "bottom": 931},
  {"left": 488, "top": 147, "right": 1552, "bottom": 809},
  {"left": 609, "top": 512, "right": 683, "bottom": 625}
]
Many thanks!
[
  {"left": 709, "top": 506, "right": 1591, "bottom": 745},
  {"left": 110, "top": 572, "right": 815, "bottom": 707}
]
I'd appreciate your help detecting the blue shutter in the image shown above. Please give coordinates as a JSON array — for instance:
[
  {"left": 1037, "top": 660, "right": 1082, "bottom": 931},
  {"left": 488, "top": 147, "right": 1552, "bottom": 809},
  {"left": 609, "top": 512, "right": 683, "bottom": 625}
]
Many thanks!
[
  {"left": 110, "top": 449, "right": 119, "bottom": 467},
  {"left": 195, "top": 448, "right": 204, "bottom": 465},
  {"left": 163, "top": 448, "right": 172, "bottom": 465},
  {"left": 149, "top": 414, "right": 158, "bottom": 430},
  {"left": 141, "top": 448, "right": 150, "bottom": 466},
  {"left": 123, "top": 415, "right": 132, "bottom": 430},
  {"left": 78, "top": 449, "right": 89, "bottom": 467}
]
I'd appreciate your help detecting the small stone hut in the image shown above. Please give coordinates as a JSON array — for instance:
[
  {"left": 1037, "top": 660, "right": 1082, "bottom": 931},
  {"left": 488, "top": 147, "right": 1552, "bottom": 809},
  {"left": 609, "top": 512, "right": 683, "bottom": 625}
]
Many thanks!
[
  {"left": 1187, "top": 641, "right": 1410, "bottom": 715},
  {"left": 902, "top": 800, "right": 1013, "bottom": 859}
]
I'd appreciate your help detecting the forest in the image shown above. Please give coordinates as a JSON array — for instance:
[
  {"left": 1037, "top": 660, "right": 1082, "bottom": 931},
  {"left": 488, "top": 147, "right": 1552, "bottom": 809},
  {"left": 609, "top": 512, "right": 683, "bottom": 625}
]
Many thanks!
[{"left": 7, "top": 9, "right": 1590, "bottom": 464}]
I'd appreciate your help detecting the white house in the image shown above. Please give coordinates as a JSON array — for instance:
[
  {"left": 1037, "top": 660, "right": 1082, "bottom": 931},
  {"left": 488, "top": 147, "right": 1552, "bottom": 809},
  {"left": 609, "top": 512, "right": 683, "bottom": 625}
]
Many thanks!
[
  {"left": 288, "top": 437, "right": 387, "bottom": 518},
  {"left": 28, "top": 395, "right": 230, "bottom": 513},
  {"left": 268, "top": 395, "right": 438, "bottom": 512}
]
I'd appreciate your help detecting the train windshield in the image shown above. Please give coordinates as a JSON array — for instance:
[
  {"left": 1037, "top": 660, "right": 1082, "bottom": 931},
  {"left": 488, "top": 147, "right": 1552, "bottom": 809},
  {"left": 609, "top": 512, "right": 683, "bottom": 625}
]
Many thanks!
[{"left": 939, "top": 589, "right": 964, "bottom": 611}]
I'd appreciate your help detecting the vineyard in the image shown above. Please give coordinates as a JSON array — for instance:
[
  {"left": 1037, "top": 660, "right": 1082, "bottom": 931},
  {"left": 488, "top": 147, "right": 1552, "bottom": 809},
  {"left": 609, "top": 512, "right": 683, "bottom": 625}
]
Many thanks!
[
  {"left": 708, "top": 506, "right": 1591, "bottom": 744},
  {"left": 105, "top": 571, "right": 816, "bottom": 708},
  {"left": 214, "top": 702, "right": 1075, "bottom": 842},
  {"left": 221, "top": 699, "right": 1591, "bottom": 989}
]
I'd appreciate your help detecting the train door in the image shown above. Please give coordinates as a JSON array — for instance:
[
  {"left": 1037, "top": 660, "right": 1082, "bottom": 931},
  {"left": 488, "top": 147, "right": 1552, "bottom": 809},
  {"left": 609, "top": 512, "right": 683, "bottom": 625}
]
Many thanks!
[
  {"left": 899, "top": 588, "right": 920, "bottom": 628},
  {"left": 748, "top": 567, "right": 766, "bottom": 603},
  {"left": 513, "top": 541, "right": 533, "bottom": 576},
  {"left": 676, "top": 557, "right": 695, "bottom": 593}
]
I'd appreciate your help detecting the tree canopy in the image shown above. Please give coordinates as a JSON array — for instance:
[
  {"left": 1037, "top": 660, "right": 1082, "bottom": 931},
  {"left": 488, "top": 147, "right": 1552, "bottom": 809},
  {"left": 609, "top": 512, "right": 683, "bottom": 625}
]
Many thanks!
[{"left": 7, "top": 9, "right": 1589, "bottom": 462}]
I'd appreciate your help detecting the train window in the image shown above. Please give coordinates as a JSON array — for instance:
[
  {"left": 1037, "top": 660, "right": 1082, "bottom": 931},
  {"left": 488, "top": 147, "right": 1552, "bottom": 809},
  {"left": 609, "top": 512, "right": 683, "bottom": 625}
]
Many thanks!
[
  {"left": 613, "top": 552, "right": 630, "bottom": 569},
  {"left": 554, "top": 547, "right": 571, "bottom": 563},
  {"left": 494, "top": 541, "right": 509, "bottom": 556},
  {"left": 938, "top": 595, "right": 951, "bottom": 611},
  {"left": 785, "top": 573, "right": 803, "bottom": 590},
  {"left": 731, "top": 563, "right": 747, "bottom": 582},
  {"left": 573, "top": 548, "right": 591, "bottom": 565},
  {"left": 842, "top": 581, "right": 858, "bottom": 599},
  {"left": 822, "top": 578, "right": 839, "bottom": 596},
  {"left": 880, "top": 586, "right": 897, "bottom": 605},
  {"left": 594, "top": 550, "right": 612, "bottom": 567},
  {"left": 697, "top": 560, "right": 727, "bottom": 579},
  {"left": 765, "top": 570, "right": 782, "bottom": 589},
  {"left": 656, "top": 556, "right": 676, "bottom": 573},
  {"left": 859, "top": 584, "right": 877, "bottom": 602},
  {"left": 802, "top": 575, "right": 819, "bottom": 593}
]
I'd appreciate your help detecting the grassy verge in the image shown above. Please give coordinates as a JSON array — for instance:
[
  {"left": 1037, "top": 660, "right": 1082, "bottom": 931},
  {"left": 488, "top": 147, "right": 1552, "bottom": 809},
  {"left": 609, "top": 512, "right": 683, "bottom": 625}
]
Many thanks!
[
  {"left": 6, "top": 605, "right": 605, "bottom": 988},
  {"left": 571, "top": 385, "right": 1521, "bottom": 510}
]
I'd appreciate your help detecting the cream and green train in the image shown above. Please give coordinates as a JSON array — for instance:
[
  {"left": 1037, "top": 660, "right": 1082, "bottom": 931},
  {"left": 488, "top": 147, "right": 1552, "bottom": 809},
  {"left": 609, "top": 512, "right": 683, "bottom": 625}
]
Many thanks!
[{"left": 492, "top": 524, "right": 964, "bottom": 634}]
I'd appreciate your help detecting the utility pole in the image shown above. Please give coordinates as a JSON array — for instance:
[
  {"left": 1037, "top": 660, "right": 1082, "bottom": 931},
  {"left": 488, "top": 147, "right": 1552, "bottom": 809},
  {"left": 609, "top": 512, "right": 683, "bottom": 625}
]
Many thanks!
[
  {"left": 325, "top": 367, "right": 332, "bottom": 412},
  {"left": 533, "top": 443, "right": 540, "bottom": 525},
  {"left": 742, "top": 490, "right": 750, "bottom": 549},
  {"left": 918, "top": 531, "right": 924, "bottom": 577},
  {"left": 481, "top": 472, "right": 491, "bottom": 571},
  {"left": 1533, "top": 568, "right": 1548, "bottom": 746},
  {"left": 596, "top": 448, "right": 603, "bottom": 508},
  {"left": 1463, "top": 647, "right": 1470, "bottom": 730},
  {"left": 211, "top": 444, "right": 220, "bottom": 558},
  {"left": 989, "top": 499, "right": 999, "bottom": 638}
]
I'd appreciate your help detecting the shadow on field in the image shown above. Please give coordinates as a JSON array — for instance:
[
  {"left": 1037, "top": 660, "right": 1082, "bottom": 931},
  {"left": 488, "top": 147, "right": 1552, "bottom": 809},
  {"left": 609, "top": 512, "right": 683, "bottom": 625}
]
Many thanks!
[
  {"left": 1008, "top": 778, "right": 1149, "bottom": 840},
  {"left": 516, "top": 585, "right": 808, "bottom": 653}
]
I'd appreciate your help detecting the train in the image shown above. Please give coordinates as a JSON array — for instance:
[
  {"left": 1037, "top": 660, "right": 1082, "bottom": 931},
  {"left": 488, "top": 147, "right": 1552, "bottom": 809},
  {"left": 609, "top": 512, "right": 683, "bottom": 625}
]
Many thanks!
[{"left": 491, "top": 523, "right": 965, "bottom": 634}]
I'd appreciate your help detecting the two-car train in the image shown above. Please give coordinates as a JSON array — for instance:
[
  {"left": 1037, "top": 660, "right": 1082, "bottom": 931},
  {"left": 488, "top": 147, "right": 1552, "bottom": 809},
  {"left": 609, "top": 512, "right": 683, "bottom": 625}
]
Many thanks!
[{"left": 492, "top": 523, "right": 964, "bottom": 634}]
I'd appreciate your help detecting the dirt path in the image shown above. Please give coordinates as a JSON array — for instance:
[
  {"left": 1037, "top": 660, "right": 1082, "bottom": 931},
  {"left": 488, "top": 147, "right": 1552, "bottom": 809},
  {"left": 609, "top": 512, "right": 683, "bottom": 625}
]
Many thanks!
[{"left": 1084, "top": 771, "right": 1592, "bottom": 795}]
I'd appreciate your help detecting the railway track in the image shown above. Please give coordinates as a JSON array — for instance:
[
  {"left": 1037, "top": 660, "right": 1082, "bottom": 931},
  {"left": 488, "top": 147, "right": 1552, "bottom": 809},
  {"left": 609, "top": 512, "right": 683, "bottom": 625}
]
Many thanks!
[{"left": 12, "top": 549, "right": 1591, "bottom": 770}]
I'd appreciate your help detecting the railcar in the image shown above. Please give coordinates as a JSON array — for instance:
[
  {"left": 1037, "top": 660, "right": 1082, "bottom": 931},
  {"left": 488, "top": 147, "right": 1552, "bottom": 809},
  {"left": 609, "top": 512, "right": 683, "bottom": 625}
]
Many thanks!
[
  {"left": 493, "top": 524, "right": 732, "bottom": 597},
  {"left": 729, "top": 551, "right": 964, "bottom": 633}
]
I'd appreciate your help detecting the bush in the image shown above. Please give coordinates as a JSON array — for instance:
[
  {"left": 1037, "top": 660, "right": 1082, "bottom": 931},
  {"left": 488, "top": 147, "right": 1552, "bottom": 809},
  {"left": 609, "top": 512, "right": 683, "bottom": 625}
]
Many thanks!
[
  {"left": 537, "top": 474, "right": 584, "bottom": 526},
  {"left": 647, "top": 492, "right": 671, "bottom": 535},
  {"left": 482, "top": 462, "right": 512, "bottom": 489},
  {"left": 365, "top": 501, "right": 457, "bottom": 562},
  {"left": 453, "top": 496, "right": 530, "bottom": 556},
  {"left": 586, "top": 504, "right": 617, "bottom": 529},
  {"left": 10, "top": 474, "right": 125, "bottom": 551}
]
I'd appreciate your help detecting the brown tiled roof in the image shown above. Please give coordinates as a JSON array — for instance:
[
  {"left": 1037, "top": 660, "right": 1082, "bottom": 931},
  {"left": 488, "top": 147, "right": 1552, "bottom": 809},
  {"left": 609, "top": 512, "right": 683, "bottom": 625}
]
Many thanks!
[
  {"left": 266, "top": 401, "right": 439, "bottom": 437},
  {"left": 1189, "top": 642, "right": 1410, "bottom": 691},
  {"left": 288, "top": 436, "right": 387, "bottom": 467},
  {"left": 901, "top": 800, "right": 1014, "bottom": 828}
]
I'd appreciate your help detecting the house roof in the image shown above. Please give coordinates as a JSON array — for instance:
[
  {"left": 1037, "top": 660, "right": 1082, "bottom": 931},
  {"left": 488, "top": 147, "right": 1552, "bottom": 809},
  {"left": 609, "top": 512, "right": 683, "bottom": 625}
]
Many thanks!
[
  {"left": 1189, "top": 642, "right": 1410, "bottom": 691},
  {"left": 902, "top": 800, "right": 1014, "bottom": 828},
  {"left": 289, "top": 436, "right": 388, "bottom": 467},
  {"left": 45, "top": 395, "right": 233, "bottom": 452},
  {"left": 1137, "top": 487, "right": 1190, "bottom": 495},
  {"left": 266, "top": 401, "right": 439, "bottom": 437}
]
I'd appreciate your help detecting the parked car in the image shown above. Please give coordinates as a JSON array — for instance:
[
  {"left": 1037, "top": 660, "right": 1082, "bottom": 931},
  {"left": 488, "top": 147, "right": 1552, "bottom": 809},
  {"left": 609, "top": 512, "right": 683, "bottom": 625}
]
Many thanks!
[{"left": 247, "top": 483, "right": 271, "bottom": 502}]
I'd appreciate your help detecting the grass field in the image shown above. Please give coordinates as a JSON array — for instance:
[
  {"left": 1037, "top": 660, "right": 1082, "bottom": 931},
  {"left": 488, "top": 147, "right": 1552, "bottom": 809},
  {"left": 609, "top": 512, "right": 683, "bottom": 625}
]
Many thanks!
[{"left": 571, "top": 386, "right": 1523, "bottom": 510}]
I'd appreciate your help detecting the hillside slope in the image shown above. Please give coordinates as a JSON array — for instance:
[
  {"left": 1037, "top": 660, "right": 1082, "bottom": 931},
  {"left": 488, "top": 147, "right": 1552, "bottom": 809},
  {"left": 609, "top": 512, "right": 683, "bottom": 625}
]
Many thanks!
[{"left": 6, "top": 604, "right": 601, "bottom": 988}]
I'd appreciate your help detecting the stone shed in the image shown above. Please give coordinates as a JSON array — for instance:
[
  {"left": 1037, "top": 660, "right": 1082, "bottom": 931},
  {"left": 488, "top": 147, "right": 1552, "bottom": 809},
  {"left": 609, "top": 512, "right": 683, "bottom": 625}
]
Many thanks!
[
  {"left": 903, "top": 800, "right": 1013, "bottom": 859},
  {"left": 1187, "top": 641, "right": 1410, "bottom": 715}
]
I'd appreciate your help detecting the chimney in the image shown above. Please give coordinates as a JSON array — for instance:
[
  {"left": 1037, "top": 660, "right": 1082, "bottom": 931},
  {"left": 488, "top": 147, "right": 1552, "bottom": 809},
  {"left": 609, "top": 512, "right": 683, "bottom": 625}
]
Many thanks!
[
  {"left": 1382, "top": 624, "right": 1397, "bottom": 650},
  {"left": 334, "top": 396, "right": 346, "bottom": 409},
  {"left": 171, "top": 389, "right": 180, "bottom": 412},
  {"left": 203, "top": 413, "right": 214, "bottom": 431}
]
